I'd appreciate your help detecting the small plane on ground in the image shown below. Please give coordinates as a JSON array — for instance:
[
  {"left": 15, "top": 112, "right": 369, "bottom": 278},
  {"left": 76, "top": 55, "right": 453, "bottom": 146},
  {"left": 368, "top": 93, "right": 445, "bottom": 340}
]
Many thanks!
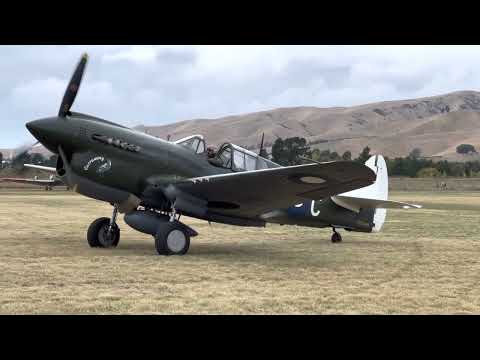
[
  {"left": 20, "top": 53, "right": 421, "bottom": 255},
  {"left": 1, "top": 164, "right": 65, "bottom": 190}
]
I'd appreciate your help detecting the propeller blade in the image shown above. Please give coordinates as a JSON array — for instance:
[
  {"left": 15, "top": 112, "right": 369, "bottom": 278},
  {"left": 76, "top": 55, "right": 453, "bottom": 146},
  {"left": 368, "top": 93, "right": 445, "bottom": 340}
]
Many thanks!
[{"left": 58, "top": 53, "right": 89, "bottom": 117}]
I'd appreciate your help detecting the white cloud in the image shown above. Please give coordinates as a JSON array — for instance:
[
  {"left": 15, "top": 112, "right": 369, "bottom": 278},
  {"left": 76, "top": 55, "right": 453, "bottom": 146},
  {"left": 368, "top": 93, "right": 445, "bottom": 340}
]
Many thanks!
[
  {"left": 3, "top": 45, "right": 480, "bottom": 147},
  {"left": 11, "top": 77, "right": 65, "bottom": 115},
  {"left": 102, "top": 45, "right": 159, "bottom": 64}
]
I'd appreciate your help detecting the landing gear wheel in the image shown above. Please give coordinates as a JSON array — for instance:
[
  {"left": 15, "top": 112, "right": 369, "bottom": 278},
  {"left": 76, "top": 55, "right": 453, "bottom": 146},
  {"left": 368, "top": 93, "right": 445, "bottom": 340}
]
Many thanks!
[
  {"left": 155, "top": 223, "right": 190, "bottom": 256},
  {"left": 87, "top": 217, "right": 121, "bottom": 248},
  {"left": 331, "top": 230, "right": 342, "bottom": 243}
]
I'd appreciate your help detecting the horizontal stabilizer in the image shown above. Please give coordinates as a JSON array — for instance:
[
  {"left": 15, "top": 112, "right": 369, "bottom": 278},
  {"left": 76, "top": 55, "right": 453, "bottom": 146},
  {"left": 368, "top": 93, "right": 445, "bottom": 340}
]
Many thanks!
[{"left": 332, "top": 195, "right": 422, "bottom": 213}]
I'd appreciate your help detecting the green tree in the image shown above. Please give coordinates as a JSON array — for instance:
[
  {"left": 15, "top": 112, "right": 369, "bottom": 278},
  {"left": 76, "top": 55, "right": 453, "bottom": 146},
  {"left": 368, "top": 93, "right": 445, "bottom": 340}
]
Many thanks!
[
  {"left": 330, "top": 151, "right": 340, "bottom": 161},
  {"left": 45, "top": 154, "right": 58, "bottom": 167},
  {"left": 465, "top": 161, "right": 480, "bottom": 177},
  {"left": 271, "top": 137, "right": 310, "bottom": 166},
  {"left": 434, "top": 160, "right": 465, "bottom": 177},
  {"left": 30, "top": 153, "right": 45, "bottom": 165},
  {"left": 456, "top": 144, "right": 477, "bottom": 154},
  {"left": 449, "top": 163, "right": 466, "bottom": 177},
  {"left": 319, "top": 150, "right": 332, "bottom": 162},
  {"left": 12, "top": 152, "right": 31, "bottom": 168},
  {"left": 355, "top": 146, "right": 371, "bottom": 164},
  {"left": 409, "top": 148, "right": 422, "bottom": 160},
  {"left": 342, "top": 150, "right": 352, "bottom": 161},
  {"left": 416, "top": 167, "right": 441, "bottom": 178}
]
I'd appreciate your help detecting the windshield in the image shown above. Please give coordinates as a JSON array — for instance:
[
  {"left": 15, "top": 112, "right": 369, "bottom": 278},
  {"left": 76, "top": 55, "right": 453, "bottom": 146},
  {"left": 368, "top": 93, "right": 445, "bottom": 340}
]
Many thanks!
[
  {"left": 212, "top": 143, "right": 280, "bottom": 171},
  {"left": 174, "top": 135, "right": 206, "bottom": 154}
]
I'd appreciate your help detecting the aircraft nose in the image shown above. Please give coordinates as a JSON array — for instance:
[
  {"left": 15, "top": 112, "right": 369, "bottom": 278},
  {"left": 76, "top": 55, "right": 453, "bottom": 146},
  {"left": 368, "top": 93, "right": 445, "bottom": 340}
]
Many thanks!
[
  {"left": 25, "top": 119, "right": 43, "bottom": 138},
  {"left": 25, "top": 117, "right": 62, "bottom": 153}
]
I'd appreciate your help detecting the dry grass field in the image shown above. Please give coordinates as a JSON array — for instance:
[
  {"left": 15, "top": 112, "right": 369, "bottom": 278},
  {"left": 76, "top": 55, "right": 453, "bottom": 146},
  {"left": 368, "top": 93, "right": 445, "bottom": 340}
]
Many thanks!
[{"left": 1, "top": 188, "right": 480, "bottom": 314}]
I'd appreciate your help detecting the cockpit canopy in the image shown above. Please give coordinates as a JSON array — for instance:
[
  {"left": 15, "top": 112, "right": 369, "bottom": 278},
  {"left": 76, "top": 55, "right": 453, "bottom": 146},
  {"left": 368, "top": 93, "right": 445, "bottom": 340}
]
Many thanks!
[
  {"left": 174, "top": 134, "right": 279, "bottom": 172},
  {"left": 213, "top": 143, "right": 280, "bottom": 171},
  {"left": 174, "top": 135, "right": 206, "bottom": 154}
]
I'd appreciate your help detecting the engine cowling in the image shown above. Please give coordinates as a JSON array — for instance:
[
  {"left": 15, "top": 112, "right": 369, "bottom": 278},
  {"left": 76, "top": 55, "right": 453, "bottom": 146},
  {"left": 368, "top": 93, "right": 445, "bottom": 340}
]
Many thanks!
[{"left": 57, "top": 148, "right": 141, "bottom": 213}]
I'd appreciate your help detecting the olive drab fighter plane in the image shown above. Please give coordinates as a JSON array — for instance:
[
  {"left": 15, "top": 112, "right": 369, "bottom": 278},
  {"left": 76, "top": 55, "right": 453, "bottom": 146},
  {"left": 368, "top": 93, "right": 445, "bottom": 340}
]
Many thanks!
[{"left": 21, "top": 53, "right": 421, "bottom": 255}]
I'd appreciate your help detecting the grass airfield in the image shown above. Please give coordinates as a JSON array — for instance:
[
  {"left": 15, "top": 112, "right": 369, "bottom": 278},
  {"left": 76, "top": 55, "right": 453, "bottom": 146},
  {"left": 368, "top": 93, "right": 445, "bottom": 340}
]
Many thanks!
[{"left": 1, "top": 188, "right": 480, "bottom": 314}]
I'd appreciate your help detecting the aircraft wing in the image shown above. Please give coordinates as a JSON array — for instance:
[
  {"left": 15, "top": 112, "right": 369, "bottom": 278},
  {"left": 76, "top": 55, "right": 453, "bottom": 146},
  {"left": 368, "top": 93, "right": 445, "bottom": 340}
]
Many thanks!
[
  {"left": 23, "top": 164, "right": 57, "bottom": 173},
  {"left": 0, "top": 177, "right": 63, "bottom": 186},
  {"left": 173, "top": 161, "right": 376, "bottom": 218}
]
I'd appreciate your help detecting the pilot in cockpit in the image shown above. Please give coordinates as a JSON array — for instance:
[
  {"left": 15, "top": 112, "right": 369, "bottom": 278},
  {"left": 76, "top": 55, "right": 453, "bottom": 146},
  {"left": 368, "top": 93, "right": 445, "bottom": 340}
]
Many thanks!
[{"left": 207, "top": 146, "right": 217, "bottom": 159}]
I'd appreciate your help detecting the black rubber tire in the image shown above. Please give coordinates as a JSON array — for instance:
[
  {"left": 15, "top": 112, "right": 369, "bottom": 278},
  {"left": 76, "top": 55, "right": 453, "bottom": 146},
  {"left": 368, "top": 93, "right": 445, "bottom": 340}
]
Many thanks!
[
  {"left": 331, "top": 232, "right": 342, "bottom": 243},
  {"left": 155, "top": 222, "right": 190, "bottom": 256},
  {"left": 87, "top": 217, "right": 120, "bottom": 248}
]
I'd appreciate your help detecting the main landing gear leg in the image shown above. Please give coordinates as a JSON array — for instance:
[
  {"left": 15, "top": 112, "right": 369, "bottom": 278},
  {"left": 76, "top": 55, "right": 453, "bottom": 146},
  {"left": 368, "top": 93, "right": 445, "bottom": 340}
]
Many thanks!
[
  {"left": 331, "top": 227, "right": 342, "bottom": 243},
  {"left": 87, "top": 205, "right": 121, "bottom": 248},
  {"left": 155, "top": 201, "right": 190, "bottom": 256}
]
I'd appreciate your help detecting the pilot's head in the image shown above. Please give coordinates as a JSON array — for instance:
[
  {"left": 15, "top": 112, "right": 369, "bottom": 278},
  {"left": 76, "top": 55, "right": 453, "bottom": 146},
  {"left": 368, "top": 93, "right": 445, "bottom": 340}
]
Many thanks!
[{"left": 207, "top": 146, "right": 216, "bottom": 158}]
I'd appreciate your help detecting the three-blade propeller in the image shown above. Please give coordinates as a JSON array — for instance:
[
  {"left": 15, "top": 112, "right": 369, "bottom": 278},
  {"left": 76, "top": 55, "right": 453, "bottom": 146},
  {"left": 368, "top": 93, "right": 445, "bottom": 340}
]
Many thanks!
[{"left": 58, "top": 53, "right": 88, "bottom": 117}]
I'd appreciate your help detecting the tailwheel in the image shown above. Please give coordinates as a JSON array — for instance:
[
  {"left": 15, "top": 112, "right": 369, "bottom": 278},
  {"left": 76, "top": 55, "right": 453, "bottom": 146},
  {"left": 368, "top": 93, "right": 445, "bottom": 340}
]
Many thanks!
[
  {"left": 331, "top": 228, "right": 342, "bottom": 243},
  {"left": 87, "top": 206, "right": 120, "bottom": 248},
  {"left": 155, "top": 222, "right": 190, "bottom": 256}
]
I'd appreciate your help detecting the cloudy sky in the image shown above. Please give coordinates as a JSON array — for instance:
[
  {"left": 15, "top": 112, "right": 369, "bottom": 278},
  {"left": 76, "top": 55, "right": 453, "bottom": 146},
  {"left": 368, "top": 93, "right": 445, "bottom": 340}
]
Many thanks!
[{"left": 2, "top": 45, "right": 480, "bottom": 148}]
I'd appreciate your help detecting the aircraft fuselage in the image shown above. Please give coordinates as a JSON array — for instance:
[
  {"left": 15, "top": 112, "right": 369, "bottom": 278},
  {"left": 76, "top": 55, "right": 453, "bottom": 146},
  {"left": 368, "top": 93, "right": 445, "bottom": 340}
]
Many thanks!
[{"left": 26, "top": 113, "right": 372, "bottom": 231}]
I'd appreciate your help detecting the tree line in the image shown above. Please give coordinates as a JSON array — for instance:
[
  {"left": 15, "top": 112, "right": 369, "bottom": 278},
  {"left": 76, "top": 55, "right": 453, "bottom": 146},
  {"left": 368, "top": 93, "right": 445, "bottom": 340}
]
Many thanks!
[{"left": 269, "top": 136, "right": 480, "bottom": 178}]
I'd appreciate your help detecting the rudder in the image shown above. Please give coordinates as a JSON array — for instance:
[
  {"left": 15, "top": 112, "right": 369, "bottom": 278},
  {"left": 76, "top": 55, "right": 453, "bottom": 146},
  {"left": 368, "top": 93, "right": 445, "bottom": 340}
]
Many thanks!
[
  {"left": 335, "top": 155, "right": 389, "bottom": 232},
  {"left": 365, "top": 155, "right": 388, "bottom": 232}
]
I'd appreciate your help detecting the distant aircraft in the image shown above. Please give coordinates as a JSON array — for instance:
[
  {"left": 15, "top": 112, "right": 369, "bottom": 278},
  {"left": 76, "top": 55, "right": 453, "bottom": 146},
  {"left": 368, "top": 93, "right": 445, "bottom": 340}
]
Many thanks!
[
  {"left": 0, "top": 164, "right": 64, "bottom": 191},
  {"left": 19, "top": 53, "right": 421, "bottom": 255}
]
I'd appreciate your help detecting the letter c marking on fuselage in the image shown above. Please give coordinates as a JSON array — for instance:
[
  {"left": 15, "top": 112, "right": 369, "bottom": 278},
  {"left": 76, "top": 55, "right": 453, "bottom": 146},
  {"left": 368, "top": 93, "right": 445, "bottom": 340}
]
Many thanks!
[{"left": 310, "top": 200, "right": 320, "bottom": 216}]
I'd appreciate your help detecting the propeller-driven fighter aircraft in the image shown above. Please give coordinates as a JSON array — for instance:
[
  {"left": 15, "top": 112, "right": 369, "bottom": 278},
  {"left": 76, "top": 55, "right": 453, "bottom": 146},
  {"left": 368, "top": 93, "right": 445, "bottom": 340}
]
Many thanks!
[{"left": 22, "top": 54, "right": 421, "bottom": 255}]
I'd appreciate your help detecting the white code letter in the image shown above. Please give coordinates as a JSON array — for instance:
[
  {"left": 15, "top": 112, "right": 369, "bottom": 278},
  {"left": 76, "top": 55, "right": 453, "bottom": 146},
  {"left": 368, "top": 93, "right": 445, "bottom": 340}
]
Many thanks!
[{"left": 310, "top": 201, "right": 320, "bottom": 216}]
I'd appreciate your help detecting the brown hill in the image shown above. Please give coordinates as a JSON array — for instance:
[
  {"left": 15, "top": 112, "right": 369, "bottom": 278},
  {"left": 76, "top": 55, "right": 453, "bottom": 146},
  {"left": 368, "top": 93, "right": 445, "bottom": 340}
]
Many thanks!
[
  {"left": 5, "top": 90, "right": 480, "bottom": 160},
  {"left": 138, "top": 90, "right": 480, "bottom": 159}
]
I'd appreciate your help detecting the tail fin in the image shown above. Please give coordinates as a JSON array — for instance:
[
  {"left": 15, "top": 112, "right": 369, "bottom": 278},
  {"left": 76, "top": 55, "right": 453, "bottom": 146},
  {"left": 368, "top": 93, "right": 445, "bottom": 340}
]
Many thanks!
[
  {"left": 364, "top": 155, "right": 388, "bottom": 232},
  {"left": 336, "top": 155, "right": 388, "bottom": 201},
  {"left": 332, "top": 155, "right": 420, "bottom": 232}
]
